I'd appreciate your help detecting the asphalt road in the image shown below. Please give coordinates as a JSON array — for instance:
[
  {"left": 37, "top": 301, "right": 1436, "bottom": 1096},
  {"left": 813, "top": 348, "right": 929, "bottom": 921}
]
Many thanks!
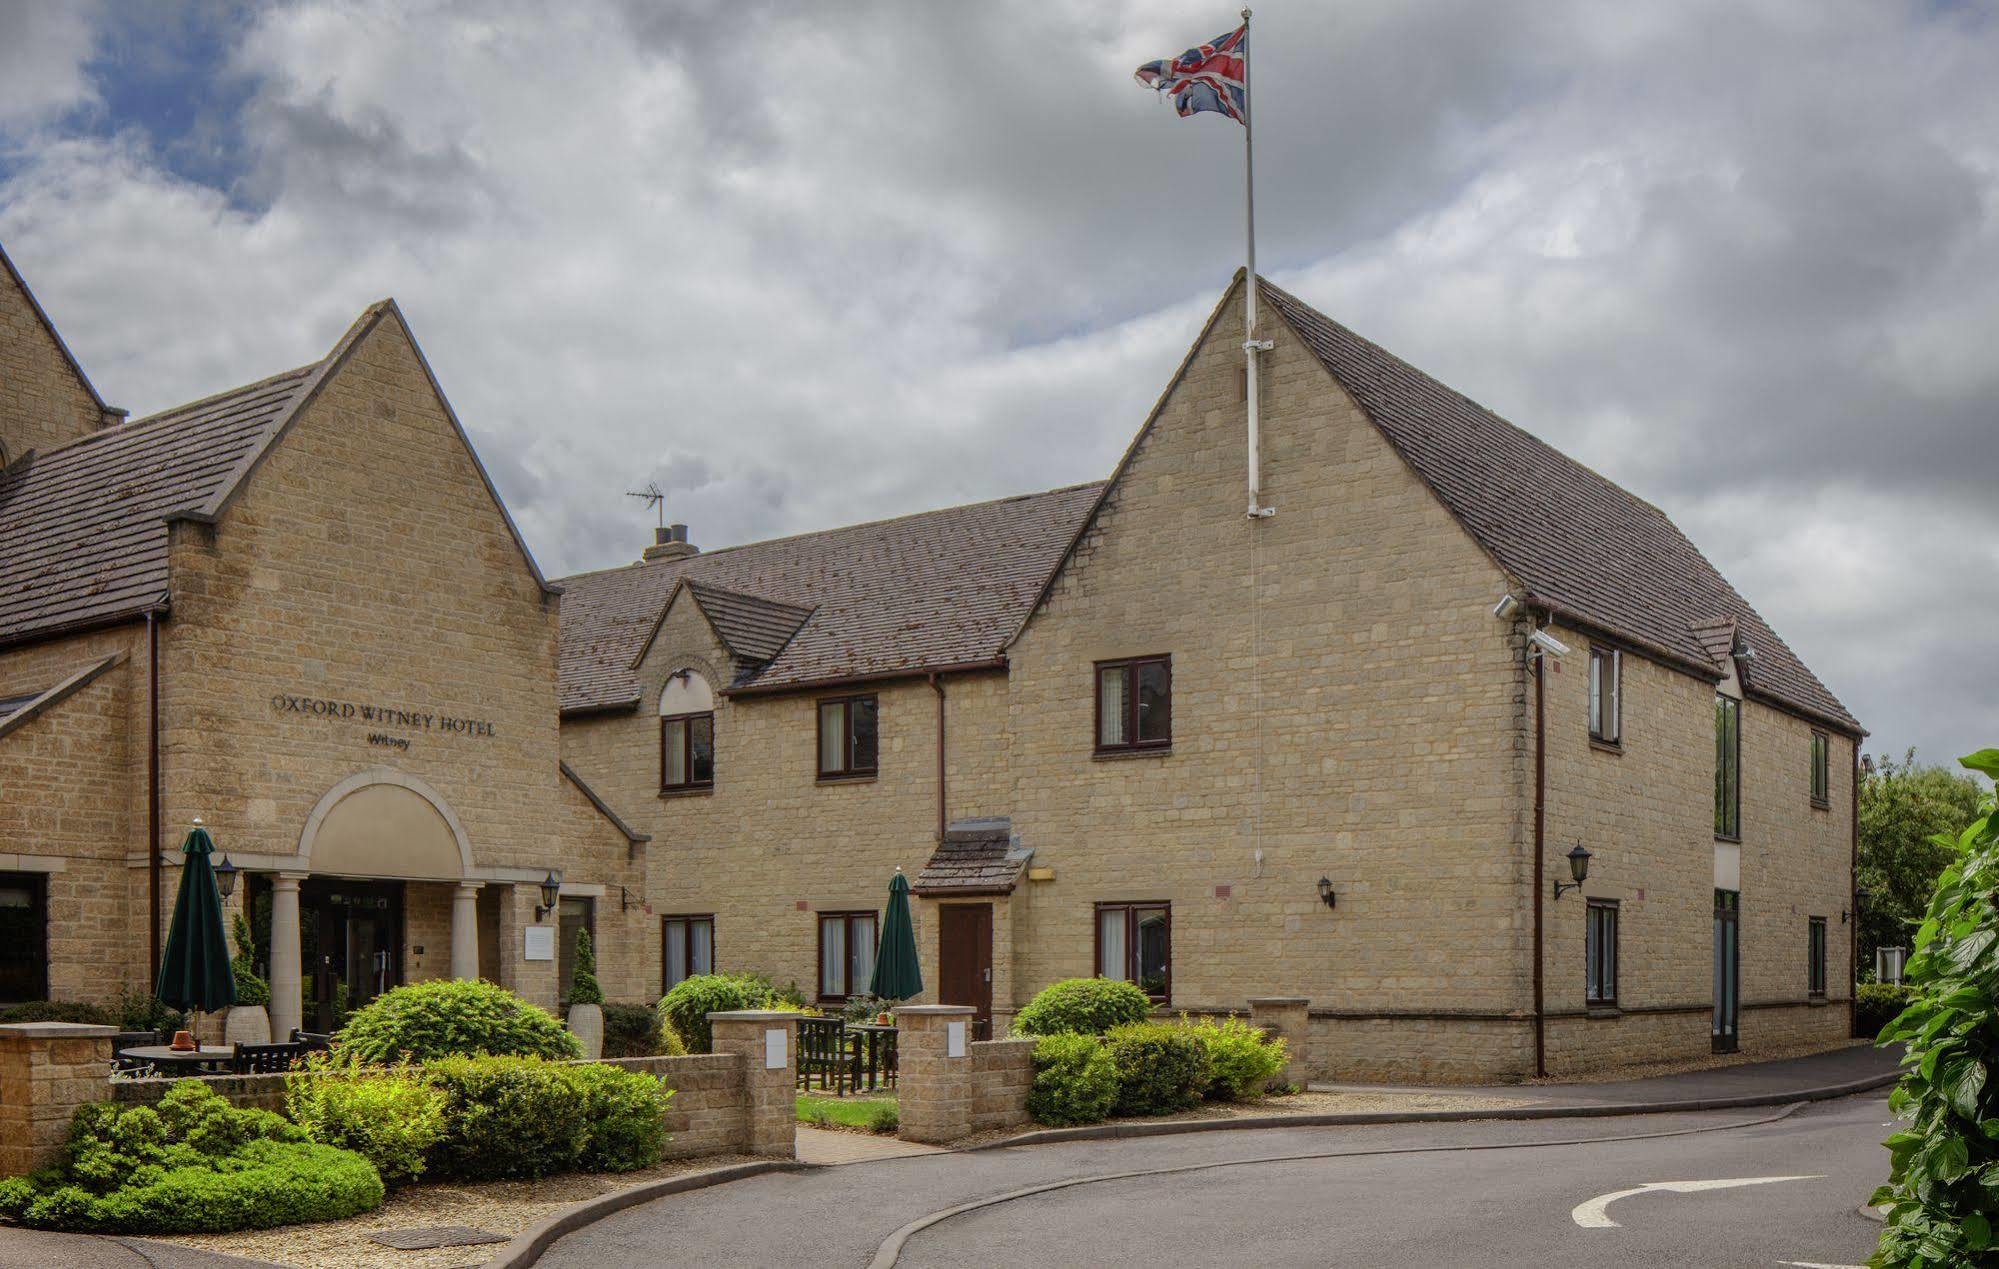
[{"left": 540, "top": 1094, "right": 1894, "bottom": 1269}]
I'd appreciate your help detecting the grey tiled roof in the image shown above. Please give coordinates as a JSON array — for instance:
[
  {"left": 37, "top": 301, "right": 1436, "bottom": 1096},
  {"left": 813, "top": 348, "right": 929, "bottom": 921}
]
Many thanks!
[
  {"left": 683, "top": 581, "right": 814, "bottom": 675},
  {"left": 555, "top": 483, "right": 1104, "bottom": 711},
  {"left": 912, "top": 818, "right": 1032, "bottom": 896},
  {"left": 0, "top": 366, "right": 316, "bottom": 646},
  {"left": 1262, "top": 279, "right": 1860, "bottom": 734}
]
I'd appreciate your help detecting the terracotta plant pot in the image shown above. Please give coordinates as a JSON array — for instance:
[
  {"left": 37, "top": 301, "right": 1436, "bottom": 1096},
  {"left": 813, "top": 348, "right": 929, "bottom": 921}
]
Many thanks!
[
  {"left": 877, "top": 1013, "right": 892, "bottom": 1026},
  {"left": 170, "top": 1030, "right": 196, "bottom": 1052}
]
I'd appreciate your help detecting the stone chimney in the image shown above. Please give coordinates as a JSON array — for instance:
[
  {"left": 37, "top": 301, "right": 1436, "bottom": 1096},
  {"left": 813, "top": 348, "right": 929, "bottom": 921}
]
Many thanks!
[{"left": 643, "top": 522, "right": 697, "bottom": 563}]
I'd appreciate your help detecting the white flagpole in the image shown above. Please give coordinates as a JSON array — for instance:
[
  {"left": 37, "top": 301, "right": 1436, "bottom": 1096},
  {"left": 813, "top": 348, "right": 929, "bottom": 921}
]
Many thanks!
[{"left": 1242, "top": 7, "right": 1274, "bottom": 519}]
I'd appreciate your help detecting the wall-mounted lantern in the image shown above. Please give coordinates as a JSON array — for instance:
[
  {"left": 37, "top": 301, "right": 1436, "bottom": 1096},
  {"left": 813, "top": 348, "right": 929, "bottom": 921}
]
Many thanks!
[
  {"left": 1552, "top": 844, "right": 1592, "bottom": 900},
  {"left": 534, "top": 870, "right": 563, "bottom": 922},
  {"left": 1317, "top": 876, "right": 1337, "bottom": 910},
  {"left": 213, "top": 854, "right": 238, "bottom": 900},
  {"left": 1845, "top": 886, "right": 1870, "bottom": 925}
]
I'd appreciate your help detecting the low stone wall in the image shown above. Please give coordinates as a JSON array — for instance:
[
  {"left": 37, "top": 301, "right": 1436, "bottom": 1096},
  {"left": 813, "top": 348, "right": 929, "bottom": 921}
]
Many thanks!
[
  {"left": 968, "top": 1038, "right": 1034, "bottom": 1134},
  {"left": 112, "top": 1070, "right": 289, "bottom": 1114}
]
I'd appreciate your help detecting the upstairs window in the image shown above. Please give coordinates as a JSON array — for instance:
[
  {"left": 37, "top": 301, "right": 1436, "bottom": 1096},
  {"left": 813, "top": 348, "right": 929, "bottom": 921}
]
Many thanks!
[
  {"left": 1096, "top": 656, "right": 1171, "bottom": 753},
  {"left": 1586, "top": 899, "right": 1619, "bottom": 1006},
  {"left": 1714, "top": 696, "right": 1741, "bottom": 840},
  {"left": 1808, "top": 916, "right": 1828, "bottom": 996},
  {"left": 1588, "top": 646, "right": 1621, "bottom": 745},
  {"left": 660, "top": 671, "right": 715, "bottom": 792},
  {"left": 817, "top": 911, "right": 877, "bottom": 1001},
  {"left": 817, "top": 695, "right": 879, "bottom": 779},
  {"left": 1809, "top": 731, "right": 1829, "bottom": 807},
  {"left": 1096, "top": 901, "right": 1171, "bottom": 1001}
]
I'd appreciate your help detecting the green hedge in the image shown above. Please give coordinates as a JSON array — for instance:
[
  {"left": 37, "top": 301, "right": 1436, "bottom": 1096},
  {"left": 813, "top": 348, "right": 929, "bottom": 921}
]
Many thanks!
[
  {"left": 0, "top": 1081, "right": 381, "bottom": 1233},
  {"left": 1872, "top": 752, "right": 1999, "bottom": 1268},
  {"left": 1104, "top": 1022, "right": 1211, "bottom": 1117},
  {"left": 570, "top": 1062, "right": 672, "bottom": 1172},
  {"left": 657, "top": 974, "right": 775, "bottom": 1054},
  {"left": 1856, "top": 981, "right": 1913, "bottom": 1041},
  {"left": 1027, "top": 1034, "right": 1118, "bottom": 1126},
  {"left": 602, "top": 1002, "right": 679, "bottom": 1058},
  {"left": 1012, "top": 978, "right": 1155, "bottom": 1037},
  {"left": 418, "top": 1055, "right": 670, "bottom": 1180},
  {"left": 284, "top": 1060, "right": 444, "bottom": 1188},
  {"left": 1187, "top": 1016, "right": 1287, "bottom": 1099},
  {"left": 231, "top": 913, "right": 270, "bottom": 1008},
  {"left": 335, "top": 980, "right": 580, "bottom": 1064}
]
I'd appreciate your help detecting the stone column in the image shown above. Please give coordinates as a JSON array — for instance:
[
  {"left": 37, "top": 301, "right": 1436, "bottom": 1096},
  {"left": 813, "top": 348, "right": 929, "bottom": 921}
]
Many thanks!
[
  {"left": 0, "top": 1023, "right": 117, "bottom": 1176},
  {"left": 708, "top": 1010, "right": 800, "bottom": 1158},
  {"left": 450, "top": 882, "right": 483, "bottom": 980},
  {"left": 269, "top": 873, "right": 305, "bottom": 1041},
  {"left": 894, "top": 1004, "right": 977, "bottom": 1144},
  {"left": 1248, "top": 997, "right": 1312, "bottom": 1091}
]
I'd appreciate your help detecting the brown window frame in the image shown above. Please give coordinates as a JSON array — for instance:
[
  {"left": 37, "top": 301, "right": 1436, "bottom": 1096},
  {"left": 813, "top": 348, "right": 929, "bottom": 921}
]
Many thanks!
[
  {"left": 1714, "top": 695, "right": 1742, "bottom": 842},
  {"left": 816, "top": 910, "right": 878, "bottom": 1002},
  {"left": 660, "top": 914, "right": 715, "bottom": 994},
  {"left": 816, "top": 694, "right": 879, "bottom": 780},
  {"left": 1588, "top": 645, "right": 1622, "bottom": 747},
  {"left": 660, "top": 711, "right": 715, "bottom": 793},
  {"left": 1093, "top": 900, "right": 1172, "bottom": 1003},
  {"left": 1809, "top": 730, "right": 1830, "bottom": 808},
  {"left": 1808, "top": 916, "right": 1828, "bottom": 996},
  {"left": 1586, "top": 898, "right": 1619, "bottom": 1007},
  {"left": 1094, "top": 655, "right": 1172, "bottom": 754}
]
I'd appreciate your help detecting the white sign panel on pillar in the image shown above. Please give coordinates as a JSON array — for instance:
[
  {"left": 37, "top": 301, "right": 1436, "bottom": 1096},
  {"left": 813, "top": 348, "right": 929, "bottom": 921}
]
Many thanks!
[
  {"left": 947, "top": 1019, "right": 967, "bottom": 1058},
  {"left": 523, "top": 926, "right": 554, "bottom": 961},
  {"left": 765, "top": 1028, "right": 787, "bottom": 1069}
]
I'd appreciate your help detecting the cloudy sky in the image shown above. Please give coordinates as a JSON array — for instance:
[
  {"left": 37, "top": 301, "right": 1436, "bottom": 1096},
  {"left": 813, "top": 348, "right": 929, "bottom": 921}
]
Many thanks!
[{"left": 2, "top": 0, "right": 1993, "bottom": 768}]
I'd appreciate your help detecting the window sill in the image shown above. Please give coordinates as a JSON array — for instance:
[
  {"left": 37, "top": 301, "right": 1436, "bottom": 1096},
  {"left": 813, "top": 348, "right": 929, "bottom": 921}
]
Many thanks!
[
  {"left": 659, "top": 786, "right": 714, "bottom": 800},
  {"left": 1810, "top": 798, "right": 1831, "bottom": 812},
  {"left": 816, "top": 773, "right": 878, "bottom": 786},
  {"left": 1807, "top": 993, "right": 1830, "bottom": 1007},
  {"left": 1714, "top": 833, "right": 1741, "bottom": 845},
  {"left": 1093, "top": 747, "right": 1172, "bottom": 762},
  {"left": 1586, "top": 1004, "right": 1621, "bottom": 1019},
  {"left": 1588, "top": 738, "right": 1623, "bottom": 756}
]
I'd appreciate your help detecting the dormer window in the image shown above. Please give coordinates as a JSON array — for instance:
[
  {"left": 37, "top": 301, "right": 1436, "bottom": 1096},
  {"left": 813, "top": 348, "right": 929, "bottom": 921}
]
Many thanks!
[{"left": 660, "top": 671, "right": 715, "bottom": 793}]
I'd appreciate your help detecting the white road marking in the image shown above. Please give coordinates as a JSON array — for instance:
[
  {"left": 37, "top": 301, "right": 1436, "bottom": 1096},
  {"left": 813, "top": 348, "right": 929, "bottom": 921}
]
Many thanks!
[{"left": 1571, "top": 1175, "right": 1824, "bottom": 1229}]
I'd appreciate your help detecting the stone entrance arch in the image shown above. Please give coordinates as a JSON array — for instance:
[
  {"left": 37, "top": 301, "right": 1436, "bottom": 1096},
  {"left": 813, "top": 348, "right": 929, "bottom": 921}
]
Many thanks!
[{"left": 297, "top": 767, "right": 472, "bottom": 880}]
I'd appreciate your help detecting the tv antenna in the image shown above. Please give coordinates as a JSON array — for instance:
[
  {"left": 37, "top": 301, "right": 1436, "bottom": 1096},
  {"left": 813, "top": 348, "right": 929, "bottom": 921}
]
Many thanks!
[{"left": 625, "top": 482, "right": 665, "bottom": 529}]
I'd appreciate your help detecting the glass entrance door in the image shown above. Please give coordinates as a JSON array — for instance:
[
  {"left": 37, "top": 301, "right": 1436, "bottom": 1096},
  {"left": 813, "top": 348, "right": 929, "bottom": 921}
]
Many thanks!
[
  {"left": 1713, "top": 889, "right": 1740, "bottom": 1053},
  {"left": 301, "top": 880, "right": 403, "bottom": 1033}
]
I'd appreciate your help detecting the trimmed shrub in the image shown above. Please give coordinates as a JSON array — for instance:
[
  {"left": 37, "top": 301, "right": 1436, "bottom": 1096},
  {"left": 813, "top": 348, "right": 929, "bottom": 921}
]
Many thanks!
[
  {"left": 115, "top": 993, "right": 187, "bottom": 1035},
  {"left": 0, "top": 1001, "right": 118, "bottom": 1026},
  {"left": 285, "top": 1059, "right": 444, "bottom": 1188},
  {"left": 424, "top": 1055, "right": 589, "bottom": 1180},
  {"left": 1027, "top": 1033, "right": 1118, "bottom": 1126},
  {"left": 569, "top": 1063, "right": 672, "bottom": 1172},
  {"left": 1104, "top": 1022, "right": 1211, "bottom": 1117},
  {"left": 1856, "top": 981, "right": 1913, "bottom": 1041},
  {"left": 230, "top": 913, "right": 270, "bottom": 1009},
  {"left": 1012, "top": 978, "right": 1154, "bottom": 1037},
  {"left": 602, "top": 1002, "right": 669, "bottom": 1058},
  {"left": 0, "top": 1080, "right": 381, "bottom": 1233},
  {"left": 658, "top": 974, "right": 775, "bottom": 1054},
  {"left": 1872, "top": 758, "right": 1999, "bottom": 1268},
  {"left": 335, "top": 980, "right": 580, "bottom": 1064},
  {"left": 567, "top": 929, "right": 604, "bottom": 1006},
  {"left": 1186, "top": 1016, "right": 1287, "bottom": 1101}
]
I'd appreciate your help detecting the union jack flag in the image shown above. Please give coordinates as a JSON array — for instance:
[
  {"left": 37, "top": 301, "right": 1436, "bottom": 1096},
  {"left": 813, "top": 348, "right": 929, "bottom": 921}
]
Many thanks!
[{"left": 1134, "top": 23, "right": 1247, "bottom": 124}]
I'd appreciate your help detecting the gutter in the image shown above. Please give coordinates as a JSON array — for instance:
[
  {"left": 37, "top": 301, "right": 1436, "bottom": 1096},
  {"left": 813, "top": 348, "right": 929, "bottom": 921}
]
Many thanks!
[
  {"left": 723, "top": 658, "right": 1007, "bottom": 699},
  {"left": 1531, "top": 631, "right": 1547, "bottom": 1079},
  {"left": 147, "top": 609, "right": 161, "bottom": 988}
]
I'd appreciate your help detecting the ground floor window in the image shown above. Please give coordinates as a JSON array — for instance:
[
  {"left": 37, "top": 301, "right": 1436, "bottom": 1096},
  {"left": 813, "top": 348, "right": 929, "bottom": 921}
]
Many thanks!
[
  {"left": 818, "top": 911, "right": 877, "bottom": 1001},
  {"left": 557, "top": 896, "right": 595, "bottom": 1003},
  {"left": 1586, "top": 899, "right": 1618, "bottom": 1005},
  {"left": 0, "top": 873, "right": 48, "bottom": 1003},
  {"left": 1808, "top": 916, "right": 1827, "bottom": 996},
  {"left": 1095, "top": 902, "right": 1170, "bottom": 1001},
  {"left": 662, "top": 915, "right": 714, "bottom": 992}
]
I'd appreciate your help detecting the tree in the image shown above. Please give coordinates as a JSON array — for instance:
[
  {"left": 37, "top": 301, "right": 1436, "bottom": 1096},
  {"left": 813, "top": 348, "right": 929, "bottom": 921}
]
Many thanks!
[{"left": 1858, "top": 750, "right": 1988, "bottom": 977}]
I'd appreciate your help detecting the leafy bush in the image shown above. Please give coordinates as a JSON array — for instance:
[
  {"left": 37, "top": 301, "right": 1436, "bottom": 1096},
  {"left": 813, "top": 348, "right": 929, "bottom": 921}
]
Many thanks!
[
  {"left": 284, "top": 1059, "right": 444, "bottom": 1189},
  {"left": 424, "top": 1055, "right": 590, "bottom": 1180},
  {"left": 1857, "top": 981, "right": 1914, "bottom": 1041},
  {"left": 0, "top": 1080, "right": 381, "bottom": 1233},
  {"left": 569, "top": 1063, "right": 672, "bottom": 1172},
  {"left": 1104, "top": 1022, "right": 1211, "bottom": 1117},
  {"left": 1185, "top": 1016, "right": 1287, "bottom": 1101},
  {"left": 115, "top": 993, "right": 186, "bottom": 1035},
  {"left": 230, "top": 913, "right": 270, "bottom": 1009},
  {"left": 567, "top": 929, "right": 604, "bottom": 1006},
  {"left": 0, "top": 1000, "right": 118, "bottom": 1026},
  {"left": 602, "top": 1002, "right": 671, "bottom": 1057},
  {"left": 335, "top": 980, "right": 580, "bottom": 1064},
  {"left": 658, "top": 974, "right": 776, "bottom": 1054},
  {"left": 1027, "top": 1034, "right": 1118, "bottom": 1126},
  {"left": 1872, "top": 749, "right": 1999, "bottom": 1268},
  {"left": 1013, "top": 978, "right": 1155, "bottom": 1037},
  {"left": 840, "top": 994, "right": 895, "bottom": 1024}
]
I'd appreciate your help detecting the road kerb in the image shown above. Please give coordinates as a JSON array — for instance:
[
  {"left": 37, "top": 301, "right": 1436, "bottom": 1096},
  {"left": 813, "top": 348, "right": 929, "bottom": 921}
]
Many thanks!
[{"left": 482, "top": 1160, "right": 813, "bottom": 1269}]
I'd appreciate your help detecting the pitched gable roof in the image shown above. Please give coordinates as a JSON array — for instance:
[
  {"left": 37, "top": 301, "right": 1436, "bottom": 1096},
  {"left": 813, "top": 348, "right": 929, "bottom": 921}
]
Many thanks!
[
  {"left": 1259, "top": 277, "right": 1859, "bottom": 734},
  {"left": 0, "top": 242, "right": 121, "bottom": 422},
  {"left": 680, "top": 581, "right": 814, "bottom": 672},
  {"left": 555, "top": 482, "right": 1103, "bottom": 711},
  {"left": 0, "top": 300, "right": 555, "bottom": 650}
]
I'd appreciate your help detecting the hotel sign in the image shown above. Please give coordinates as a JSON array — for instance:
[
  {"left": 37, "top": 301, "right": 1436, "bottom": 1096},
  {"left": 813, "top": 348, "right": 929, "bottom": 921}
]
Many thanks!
[{"left": 270, "top": 693, "right": 497, "bottom": 739}]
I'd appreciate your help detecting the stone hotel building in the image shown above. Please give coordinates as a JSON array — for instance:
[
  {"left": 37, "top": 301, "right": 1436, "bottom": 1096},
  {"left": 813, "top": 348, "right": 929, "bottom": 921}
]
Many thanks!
[{"left": 0, "top": 240, "right": 1860, "bottom": 1080}]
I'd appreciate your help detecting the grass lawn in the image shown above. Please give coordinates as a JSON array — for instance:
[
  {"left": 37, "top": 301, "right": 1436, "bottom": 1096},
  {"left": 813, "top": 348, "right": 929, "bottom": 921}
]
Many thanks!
[{"left": 796, "top": 1093, "right": 899, "bottom": 1134}]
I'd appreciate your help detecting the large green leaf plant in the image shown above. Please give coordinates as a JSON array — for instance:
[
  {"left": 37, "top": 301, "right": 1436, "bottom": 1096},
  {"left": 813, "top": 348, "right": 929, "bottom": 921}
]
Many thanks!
[{"left": 1872, "top": 749, "right": 1999, "bottom": 1267}]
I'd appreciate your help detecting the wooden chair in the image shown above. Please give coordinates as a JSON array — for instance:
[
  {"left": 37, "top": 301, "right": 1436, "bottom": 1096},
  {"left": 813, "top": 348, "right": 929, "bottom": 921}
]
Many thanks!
[
  {"left": 232, "top": 1040, "right": 305, "bottom": 1074},
  {"left": 795, "top": 1017, "right": 848, "bottom": 1094},
  {"left": 289, "top": 1028, "right": 334, "bottom": 1052}
]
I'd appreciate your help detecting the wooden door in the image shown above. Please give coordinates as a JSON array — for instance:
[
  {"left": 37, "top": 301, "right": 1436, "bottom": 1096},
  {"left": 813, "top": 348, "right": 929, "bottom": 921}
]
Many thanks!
[{"left": 938, "top": 904, "right": 993, "bottom": 1039}]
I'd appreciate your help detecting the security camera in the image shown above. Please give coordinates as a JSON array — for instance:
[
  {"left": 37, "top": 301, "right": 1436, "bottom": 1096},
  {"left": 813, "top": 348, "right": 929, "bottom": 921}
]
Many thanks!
[
  {"left": 1528, "top": 628, "right": 1569, "bottom": 658},
  {"left": 1492, "top": 594, "right": 1521, "bottom": 620}
]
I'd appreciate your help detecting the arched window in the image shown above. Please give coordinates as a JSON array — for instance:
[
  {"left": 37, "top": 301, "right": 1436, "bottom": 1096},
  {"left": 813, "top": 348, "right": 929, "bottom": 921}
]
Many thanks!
[{"left": 660, "top": 671, "right": 715, "bottom": 792}]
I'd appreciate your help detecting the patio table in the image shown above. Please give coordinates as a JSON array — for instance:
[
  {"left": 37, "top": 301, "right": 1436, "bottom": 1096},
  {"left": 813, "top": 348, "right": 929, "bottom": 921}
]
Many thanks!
[{"left": 116, "top": 1045, "right": 236, "bottom": 1074}]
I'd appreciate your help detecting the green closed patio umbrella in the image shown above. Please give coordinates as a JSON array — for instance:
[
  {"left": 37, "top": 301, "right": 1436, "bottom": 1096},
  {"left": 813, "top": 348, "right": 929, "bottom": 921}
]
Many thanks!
[
  {"left": 868, "top": 869, "right": 922, "bottom": 1001},
  {"left": 154, "top": 823, "right": 236, "bottom": 1025}
]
